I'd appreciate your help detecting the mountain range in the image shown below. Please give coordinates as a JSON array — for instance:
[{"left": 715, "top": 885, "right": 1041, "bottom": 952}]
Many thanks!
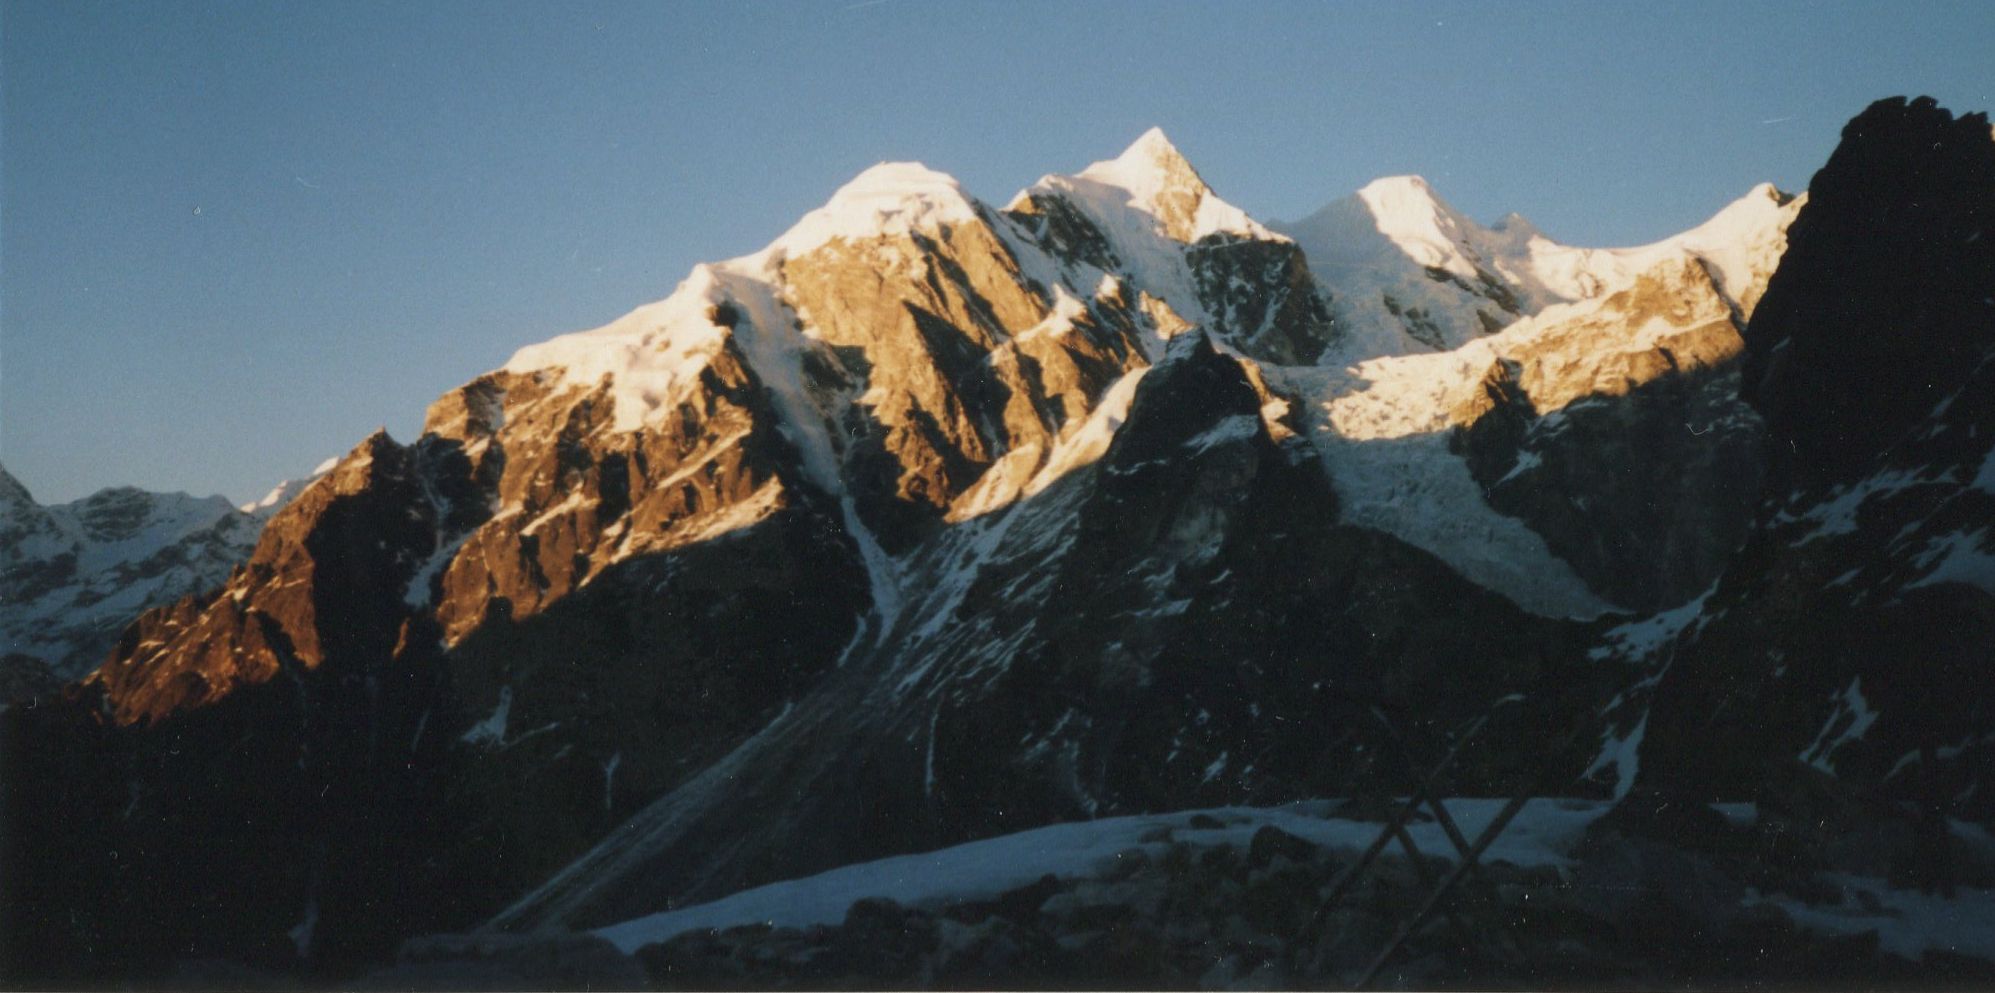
[
  {"left": 0, "top": 462, "right": 326, "bottom": 684},
  {"left": 2, "top": 96, "right": 1991, "bottom": 989}
]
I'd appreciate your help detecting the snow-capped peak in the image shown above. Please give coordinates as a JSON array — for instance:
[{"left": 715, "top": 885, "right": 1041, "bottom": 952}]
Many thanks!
[
  {"left": 1662, "top": 182, "right": 1794, "bottom": 253},
  {"left": 1283, "top": 176, "right": 1481, "bottom": 278},
  {"left": 1356, "top": 173, "right": 1438, "bottom": 200},
  {"left": 1280, "top": 171, "right": 1806, "bottom": 361},
  {"left": 1348, "top": 175, "right": 1482, "bottom": 277},
  {"left": 1079, "top": 126, "right": 1195, "bottom": 191},
  {"left": 768, "top": 161, "right": 983, "bottom": 257},
  {"left": 1048, "top": 128, "right": 1275, "bottom": 244},
  {"left": 1658, "top": 182, "right": 1791, "bottom": 250}
]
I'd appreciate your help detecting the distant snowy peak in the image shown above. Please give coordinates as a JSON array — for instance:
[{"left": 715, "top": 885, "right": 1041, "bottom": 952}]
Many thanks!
[
  {"left": 239, "top": 458, "right": 339, "bottom": 518},
  {"left": 999, "top": 129, "right": 1333, "bottom": 363},
  {"left": 1490, "top": 181, "right": 1803, "bottom": 324},
  {"left": 1, "top": 472, "right": 239, "bottom": 567},
  {"left": 498, "top": 161, "right": 998, "bottom": 436},
  {"left": 495, "top": 127, "right": 1335, "bottom": 449},
  {"left": 1087, "top": 127, "right": 1256, "bottom": 235},
  {"left": 1488, "top": 210, "right": 1545, "bottom": 240},
  {"left": 1647, "top": 182, "right": 1803, "bottom": 314},
  {"left": 462, "top": 137, "right": 1797, "bottom": 551},
  {"left": 758, "top": 127, "right": 1283, "bottom": 272},
  {"left": 0, "top": 465, "right": 72, "bottom": 571},
  {"left": 59, "top": 487, "right": 239, "bottom": 559},
  {"left": 1279, "top": 174, "right": 1528, "bottom": 357},
  {"left": 0, "top": 466, "right": 268, "bottom": 678}
]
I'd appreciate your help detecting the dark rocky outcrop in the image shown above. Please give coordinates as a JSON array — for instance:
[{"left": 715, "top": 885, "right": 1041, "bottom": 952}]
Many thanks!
[
  {"left": 1456, "top": 359, "right": 1765, "bottom": 612},
  {"left": 1635, "top": 98, "right": 1995, "bottom": 830},
  {"left": 1743, "top": 96, "right": 1995, "bottom": 493}
]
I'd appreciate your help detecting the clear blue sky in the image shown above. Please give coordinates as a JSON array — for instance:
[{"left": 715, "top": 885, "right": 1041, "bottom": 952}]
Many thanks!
[{"left": 4, "top": 1, "right": 1992, "bottom": 504}]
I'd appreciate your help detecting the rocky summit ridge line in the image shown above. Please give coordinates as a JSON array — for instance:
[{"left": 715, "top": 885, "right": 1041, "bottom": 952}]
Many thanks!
[{"left": 3, "top": 101, "right": 1991, "bottom": 989}]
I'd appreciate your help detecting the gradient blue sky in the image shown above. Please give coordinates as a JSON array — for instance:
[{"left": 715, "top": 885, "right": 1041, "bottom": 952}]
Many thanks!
[{"left": 4, "top": 1, "right": 1992, "bottom": 504}]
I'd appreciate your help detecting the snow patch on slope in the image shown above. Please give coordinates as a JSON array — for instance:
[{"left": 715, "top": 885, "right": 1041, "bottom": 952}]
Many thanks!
[
  {"left": 1906, "top": 527, "right": 1995, "bottom": 591},
  {"left": 1802, "top": 678, "right": 1881, "bottom": 773},
  {"left": 595, "top": 796, "right": 1615, "bottom": 953},
  {"left": 1269, "top": 362, "right": 1610, "bottom": 620},
  {"left": 503, "top": 267, "right": 735, "bottom": 432},
  {"left": 1771, "top": 874, "right": 1995, "bottom": 962},
  {"left": 706, "top": 261, "right": 906, "bottom": 645},
  {"left": 1583, "top": 713, "right": 1649, "bottom": 802}
]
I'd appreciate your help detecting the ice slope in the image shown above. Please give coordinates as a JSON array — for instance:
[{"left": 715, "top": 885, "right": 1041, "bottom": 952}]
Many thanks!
[{"left": 1264, "top": 189, "right": 1800, "bottom": 618}]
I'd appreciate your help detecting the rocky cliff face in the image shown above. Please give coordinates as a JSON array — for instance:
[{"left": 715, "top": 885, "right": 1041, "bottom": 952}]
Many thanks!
[
  {"left": 1450, "top": 256, "right": 1777, "bottom": 611},
  {"left": 486, "top": 332, "right": 1605, "bottom": 935},
  {"left": 1, "top": 116, "right": 1907, "bottom": 987},
  {"left": 1743, "top": 97, "right": 1995, "bottom": 493},
  {"left": 1620, "top": 99, "right": 1995, "bottom": 839}
]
